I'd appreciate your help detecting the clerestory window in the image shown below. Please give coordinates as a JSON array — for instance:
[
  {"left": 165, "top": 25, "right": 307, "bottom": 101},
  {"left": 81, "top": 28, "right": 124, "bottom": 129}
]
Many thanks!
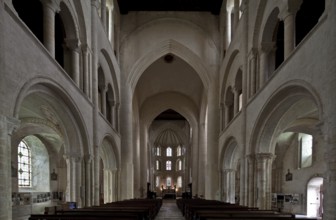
[{"left": 166, "top": 160, "right": 172, "bottom": 171}]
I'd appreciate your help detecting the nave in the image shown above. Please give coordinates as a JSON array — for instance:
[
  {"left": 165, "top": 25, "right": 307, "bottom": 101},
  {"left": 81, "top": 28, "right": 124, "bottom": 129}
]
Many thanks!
[{"left": 155, "top": 200, "right": 184, "bottom": 220}]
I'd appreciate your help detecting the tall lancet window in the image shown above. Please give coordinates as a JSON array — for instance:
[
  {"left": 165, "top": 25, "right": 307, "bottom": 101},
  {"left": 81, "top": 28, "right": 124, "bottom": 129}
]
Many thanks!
[
  {"left": 177, "top": 146, "right": 182, "bottom": 156},
  {"left": 18, "top": 141, "right": 32, "bottom": 187},
  {"left": 166, "top": 147, "right": 172, "bottom": 157},
  {"left": 166, "top": 160, "right": 172, "bottom": 170}
]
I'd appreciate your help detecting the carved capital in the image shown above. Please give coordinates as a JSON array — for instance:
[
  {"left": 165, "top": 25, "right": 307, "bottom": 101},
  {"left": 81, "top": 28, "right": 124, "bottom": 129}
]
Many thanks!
[
  {"left": 65, "top": 38, "right": 81, "bottom": 51},
  {"left": 256, "top": 153, "right": 275, "bottom": 162},
  {"left": 40, "top": 0, "right": 60, "bottom": 13},
  {"left": 6, "top": 117, "right": 20, "bottom": 136},
  {"left": 85, "top": 154, "right": 94, "bottom": 163}
]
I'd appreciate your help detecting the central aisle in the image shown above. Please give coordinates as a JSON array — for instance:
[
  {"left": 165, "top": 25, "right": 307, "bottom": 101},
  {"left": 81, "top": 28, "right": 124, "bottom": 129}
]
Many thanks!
[{"left": 155, "top": 199, "right": 185, "bottom": 220}]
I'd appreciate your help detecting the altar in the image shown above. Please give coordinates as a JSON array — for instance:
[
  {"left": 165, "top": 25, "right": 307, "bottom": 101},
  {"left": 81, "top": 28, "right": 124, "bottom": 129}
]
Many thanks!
[{"left": 162, "top": 188, "right": 176, "bottom": 199}]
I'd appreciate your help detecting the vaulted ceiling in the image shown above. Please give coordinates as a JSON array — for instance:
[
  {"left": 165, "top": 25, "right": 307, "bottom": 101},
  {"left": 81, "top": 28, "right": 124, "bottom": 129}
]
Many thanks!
[{"left": 117, "top": 0, "right": 223, "bottom": 15}]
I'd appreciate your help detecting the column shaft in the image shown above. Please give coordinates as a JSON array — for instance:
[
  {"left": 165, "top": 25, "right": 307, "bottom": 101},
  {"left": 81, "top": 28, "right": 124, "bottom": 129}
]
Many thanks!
[
  {"left": 101, "top": 0, "right": 107, "bottom": 30},
  {"left": 284, "top": 13, "right": 295, "bottom": 59},
  {"left": 250, "top": 54, "right": 257, "bottom": 95},
  {"left": 85, "top": 155, "right": 92, "bottom": 207},
  {"left": 42, "top": 1, "right": 58, "bottom": 58},
  {"left": 83, "top": 45, "right": 90, "bottom": 96},
  {"left": 256, "top": 153, "right": 274, "bottom": 209}
]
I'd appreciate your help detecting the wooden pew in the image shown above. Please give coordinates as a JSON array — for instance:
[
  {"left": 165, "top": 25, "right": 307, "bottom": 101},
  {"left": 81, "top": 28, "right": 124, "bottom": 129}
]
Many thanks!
[
  {"left": 193, "top": 210, "right": 296, "bottom": 220},
  {"left": 176, "top": 198, "right": 316, "bottom": 220},
  {"left": 29, "top": 213, "right": 140, "bottom": 220},
  {"left": 29, "top": 198, "right": 162, "bottom": 220}
]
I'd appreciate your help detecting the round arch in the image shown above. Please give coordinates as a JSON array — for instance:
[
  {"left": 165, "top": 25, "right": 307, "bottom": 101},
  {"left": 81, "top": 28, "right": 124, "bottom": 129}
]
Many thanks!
[
  {"left": 13, "top": 76, "right": 90, "bottom": 157},
  {"left": 250, "top": 80, "right": 324, "bottom": 155},
  {"left": 220, "top": 137, "right": 240, "bottom": 170}
]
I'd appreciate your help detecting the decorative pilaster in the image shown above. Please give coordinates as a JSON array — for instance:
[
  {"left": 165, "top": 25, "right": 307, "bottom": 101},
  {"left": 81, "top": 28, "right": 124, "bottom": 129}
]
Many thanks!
[
  {"left": 84, "top": 155, "right": 93, "bottom": 207},
  {"left": 322, "top": 123, "right": 336, "bottom": 218},
  {"left": 75, "top": 156, "right": 83, "bottom": 208},
  {"left": 0, "top": 116, "right": 19, "bottom": 220},
  {"left": 41, "top": 0, "right": 60, "bottom": 58},
  {"left": 111, "top": 169, "right": 117, "bottom": 202}
]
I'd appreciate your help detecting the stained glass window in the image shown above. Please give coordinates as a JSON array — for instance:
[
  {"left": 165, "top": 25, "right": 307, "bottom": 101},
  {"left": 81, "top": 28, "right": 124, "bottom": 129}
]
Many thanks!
[{"left": 18, "top": 141, "right": 31, "bottom": 187}]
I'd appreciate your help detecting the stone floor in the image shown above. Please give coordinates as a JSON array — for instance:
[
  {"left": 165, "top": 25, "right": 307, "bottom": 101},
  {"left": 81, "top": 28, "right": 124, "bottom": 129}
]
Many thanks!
[{"left": 155, "top": 199, "right": 184, "bottom": 220}]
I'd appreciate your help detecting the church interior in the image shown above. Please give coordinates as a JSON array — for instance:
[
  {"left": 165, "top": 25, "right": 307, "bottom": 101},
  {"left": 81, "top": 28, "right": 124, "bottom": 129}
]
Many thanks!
[{"left": 0, "top": 0, "right": 335, "bottom": 219}]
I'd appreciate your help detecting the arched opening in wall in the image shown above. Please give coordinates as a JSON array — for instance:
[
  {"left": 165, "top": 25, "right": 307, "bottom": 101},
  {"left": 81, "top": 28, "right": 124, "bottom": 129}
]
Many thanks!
[
  {"left": 55, "top": 13, "right": 65, "bottom": 68},
  {"left": 296, "top": 0, "right": 325, "bottom": 46},
  {"left": 225, "top": 87, "right": 234, "bottom": 123},
  {"left": 221, "top": 138, "right": 240, "bottom": 204},
  {"left": 106, "top": 84, "right": 114, "bottom": 124},
  {"left": 12, "top": 0, "right": 43, "bottom": 43},
  {"left": 16, "top": 136, "right": 50, "bottom": 192},
  {"left": 253, "top": 85, "right": 324, "bottom": 211},
  {"left": 234, "top": 70, "right": 243, "bottom": 112},
  {"left": 151, "top": 110, "right": 189, "bottom": 199},
  {"left": 98, "top": 67, "right": 106, "bottom": 114},
  {"left": 273, "top": 20, "right": 284, "bottom": 70},
  {"left": 306, "top": 177, "right": 323, "bottom": 218},
  {"left": 12, "top": 95, "right": 70, "bottom": 212}
]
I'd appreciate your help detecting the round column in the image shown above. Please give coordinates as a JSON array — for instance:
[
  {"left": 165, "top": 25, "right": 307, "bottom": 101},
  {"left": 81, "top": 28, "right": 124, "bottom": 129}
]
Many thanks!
[
  {"left": 82, "top": 44, "right": 90, "bottom": 96},
  {"left": 120, "top": 85, "right": 134, "bottom": 199},
  {"left": 65, "top": 39, "right": 81, "bottom": 87},
  {"left": 41, "top": 0, "right": 59, "bottom": 58},
  {"left": 256, "top": 153, "right": 275, "bottom": 209}
]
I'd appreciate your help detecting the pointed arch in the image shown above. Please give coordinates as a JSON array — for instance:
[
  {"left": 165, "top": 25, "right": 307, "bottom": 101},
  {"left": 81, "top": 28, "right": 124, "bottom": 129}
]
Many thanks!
[{"left": 128, "top": 39, "right": 210, "bottom": 93}]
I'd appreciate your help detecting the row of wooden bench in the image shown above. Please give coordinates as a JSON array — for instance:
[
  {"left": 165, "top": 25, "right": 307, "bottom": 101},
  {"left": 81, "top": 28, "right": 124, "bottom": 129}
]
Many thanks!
[
  {"left": 176, "top": 198, "right": 318, "bottom": 220},
  {"left": 29, "top": 198, "right": 162, "bottom": 220}
]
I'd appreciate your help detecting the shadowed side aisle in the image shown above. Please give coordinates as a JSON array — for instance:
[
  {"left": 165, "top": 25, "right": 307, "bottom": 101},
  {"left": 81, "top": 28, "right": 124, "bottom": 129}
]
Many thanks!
[{"left": 155, "top": 199, "right": 184, "bottom": 220}]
